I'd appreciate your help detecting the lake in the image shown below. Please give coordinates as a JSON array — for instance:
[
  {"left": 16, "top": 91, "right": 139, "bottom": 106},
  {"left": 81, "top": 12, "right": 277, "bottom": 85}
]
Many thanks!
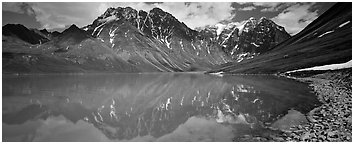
[{"left": 2, "top": 73, "right": 320, "bottom": 142}]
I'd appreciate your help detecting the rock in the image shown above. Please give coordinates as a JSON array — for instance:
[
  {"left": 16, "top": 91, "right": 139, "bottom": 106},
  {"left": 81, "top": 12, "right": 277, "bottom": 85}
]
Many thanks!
[
  {"left": 300, "top": 131, "right": 311, "bottom": 140},
  {"left": 327, "top": 131, "right": 335, "bottom": 137}
]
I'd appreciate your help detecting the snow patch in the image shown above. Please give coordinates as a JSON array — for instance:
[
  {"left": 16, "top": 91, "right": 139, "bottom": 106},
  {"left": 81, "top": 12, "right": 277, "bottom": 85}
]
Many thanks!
[
  {"left": 318, "top": 30, "right": 334, "bottom": 38},
  {"left": 215, "top": 23, "right": 226, "bottom": 36},
  {"left": 236, "top": 22, "right": 247, "bottom": 35},
  {"left": 92, "top": 23, "right": 105, "bottom": 35},
  {"left": 166, "top": 98, "right": 172, "bottom": 110},
  {"left": 96, "top": 27, "right": 104, "bottom": 37},
  {"left": 191, "top": 43, "right": 196, "bottom": 50},
  {"left": 166, "top": 40, "right": 172, "bottom": 49},
  {"left": 207, "top": 46, "right": 211, "bottom": 54},
  {"left": 109, "top": 27, "right": 119, "bottom": 44},
  {"left": 251, "top": 42, "right": 260, "bottom": 47},
  {"left": 179, "top": 40, "right": 184, "bottom": 50},
  {"left": 339, "top": 21, "right": 351, "bottom": 28},
  {"left": 98, "top": 38, "right": 104, "bottom": 42},
  {"left": 286, "top": 60, "right": 352, "bottom": 73},
  {"left": 231, "top": 45, "right": 239, "bottom": 55},
  {"left": 99, "top": 15, "right": 119, "bottom": 23}
]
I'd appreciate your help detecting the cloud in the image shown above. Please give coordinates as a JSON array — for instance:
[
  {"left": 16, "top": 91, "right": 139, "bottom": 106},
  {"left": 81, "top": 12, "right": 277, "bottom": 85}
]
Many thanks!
[
  {"left": 3, "top": 2, "right": 235, "bottom": 30},
  {"left": 238, "top": 6, "right": 256, "bottom": 11},
  {"left": 154, "top": 2, "right": 235, "bottom": 29},
  {"left": 7, "top": 2, "right": 106, "bottom": 30},
  {"left": 258, "top": 3, "right": 294, "bottom": 12},
  {"left": 252, "top": 2, "right": 283, "bottom": 12},
  {"left": 271, "top": 3, "right": 318, "bottom": 35},
  {"left": 236, "top": 2, "right": 294, "bottom": 12},
  {"left": 2, "top": 2, "right": 35, "bottom": 15}
]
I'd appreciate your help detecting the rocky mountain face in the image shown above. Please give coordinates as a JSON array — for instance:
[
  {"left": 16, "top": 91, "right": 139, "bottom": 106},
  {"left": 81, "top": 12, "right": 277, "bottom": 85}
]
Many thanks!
[
  {"left": 81, "top": 7, "right": 232, "bottom": 72},
  {"left": 2, "top": 6, "right": 291, "bottom": 73},
  {"left": 200, "top": 17, "right": 290, "bottom": 62},
  {"left": 208, "top": 2, "right": 352, "bottom": 74}
]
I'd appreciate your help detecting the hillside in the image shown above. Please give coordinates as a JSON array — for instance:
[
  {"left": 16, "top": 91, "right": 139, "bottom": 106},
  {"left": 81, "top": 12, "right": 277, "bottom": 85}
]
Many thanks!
[{"left": 207, "top": 3, "right": 351, "bottom": 74}]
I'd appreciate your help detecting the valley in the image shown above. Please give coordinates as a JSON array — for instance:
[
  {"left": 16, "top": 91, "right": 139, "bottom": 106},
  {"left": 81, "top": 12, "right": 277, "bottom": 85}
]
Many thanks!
[{"left": 1, "top": 2, "right": 352, "bottom": 142}]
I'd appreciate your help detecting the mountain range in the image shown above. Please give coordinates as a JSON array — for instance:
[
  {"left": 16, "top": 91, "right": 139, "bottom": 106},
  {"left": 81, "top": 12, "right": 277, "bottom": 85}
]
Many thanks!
[{"left": 2, "top": 3, "right": 351, "bottom": 74}]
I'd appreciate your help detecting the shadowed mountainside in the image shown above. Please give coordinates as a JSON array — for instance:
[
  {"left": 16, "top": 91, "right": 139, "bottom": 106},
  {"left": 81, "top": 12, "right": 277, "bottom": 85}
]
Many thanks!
[{"left": 207, "top": 3, "right": 351, "bottom": 74}]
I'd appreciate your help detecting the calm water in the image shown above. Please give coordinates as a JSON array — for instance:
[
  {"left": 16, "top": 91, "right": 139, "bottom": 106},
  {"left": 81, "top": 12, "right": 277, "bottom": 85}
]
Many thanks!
[{"left": 2, "top": 73, "right": 320, "bottom": 142}]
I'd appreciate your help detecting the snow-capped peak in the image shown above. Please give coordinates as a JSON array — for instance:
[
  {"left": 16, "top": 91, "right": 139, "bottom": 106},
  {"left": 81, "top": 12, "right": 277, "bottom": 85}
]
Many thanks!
[
  {"left": 236, "top": 21, "right": 248, "bottom": 35},
  {"left": 248, "top": 17, "right": 257, "bottom": 25},
  {"left": 215, "top": 23, "right": 226, "bottom": 36},
  {"left": 99, "top": 15, "right": 120, "bottom": 23}
]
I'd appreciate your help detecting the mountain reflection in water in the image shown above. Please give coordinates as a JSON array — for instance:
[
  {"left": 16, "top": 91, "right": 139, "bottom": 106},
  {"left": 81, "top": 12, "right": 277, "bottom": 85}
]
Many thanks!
[{"left": 2, "top": 73, "right": 320, "bottom": 141}]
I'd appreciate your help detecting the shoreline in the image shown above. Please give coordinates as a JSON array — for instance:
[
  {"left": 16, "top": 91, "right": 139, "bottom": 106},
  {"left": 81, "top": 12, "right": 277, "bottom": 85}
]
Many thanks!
[
  {"left": 234, "top": 68, "right": 352, "bottom": 142},
  {"left": 280, "top": 68, "right": 352, "bottom": 142}
]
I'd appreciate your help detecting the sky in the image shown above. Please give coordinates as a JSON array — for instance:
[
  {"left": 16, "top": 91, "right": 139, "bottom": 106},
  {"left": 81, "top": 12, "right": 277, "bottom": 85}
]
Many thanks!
[{"left": 2, "top": 2, "right": 336, "bottom": 35}]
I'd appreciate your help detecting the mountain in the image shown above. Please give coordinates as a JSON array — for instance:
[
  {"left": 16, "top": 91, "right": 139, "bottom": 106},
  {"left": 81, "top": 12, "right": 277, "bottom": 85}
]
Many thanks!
[
  {"left": 8, "top": 5, "right": 341, "bottom": 74},
  {"left": 2, "top": 24, "right": 49, "bottom": 44},
  {"left": 36, "top": 28, "right": 61, "bottom": 40},
  {"left": 3, "top": 7, "right": 236, "bottom": 73},
  {"left": 199, "top": 17, "right": 290, "bottom": 62},
  {"left": 207, "top": 2, "right": 352, "bottom": 74},
  {"left": 81, "top": 7, "right": 232, "bottom": 72},
  {"left": 3, "top": 22, "right": 141, "bottom": 73}
]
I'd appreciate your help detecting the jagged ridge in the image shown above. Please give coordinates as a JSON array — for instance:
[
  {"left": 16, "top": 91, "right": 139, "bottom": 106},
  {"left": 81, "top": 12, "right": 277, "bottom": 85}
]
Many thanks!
[{"left": 3, "top": 6, "right": 293, "bottom": 73}]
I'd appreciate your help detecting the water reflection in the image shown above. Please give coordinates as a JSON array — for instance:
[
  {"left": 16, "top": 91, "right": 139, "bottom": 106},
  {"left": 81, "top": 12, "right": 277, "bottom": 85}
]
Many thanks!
[{"left": 2, "top": 73, "right": 320, "bottom": 141}]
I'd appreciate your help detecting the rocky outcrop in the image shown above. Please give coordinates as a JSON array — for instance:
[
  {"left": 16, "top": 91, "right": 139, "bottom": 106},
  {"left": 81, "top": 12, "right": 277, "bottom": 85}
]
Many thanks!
[{"left": 201, "top": 17, "right": 290, "bottom": 62}]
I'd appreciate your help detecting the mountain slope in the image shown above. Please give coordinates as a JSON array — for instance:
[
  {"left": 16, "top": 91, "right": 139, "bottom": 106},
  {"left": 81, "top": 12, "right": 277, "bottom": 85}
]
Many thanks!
[
  {"left": 82, "top": 7, "right": 232, "bottom": 72},
  {"left": 3, "top": 24, "right": 49, "bottom": 44},
  {"left": 207, "top": 3, "right": 352, "bottom": 74},
  {"left": 3, "top": 25, "right": 140, "bottom": 73},
  {"left": 200, "top": 17, "right": 290, "bottom": 62},
  {"left": 3, "top": 6, "right": 297, "bottom": 74}
]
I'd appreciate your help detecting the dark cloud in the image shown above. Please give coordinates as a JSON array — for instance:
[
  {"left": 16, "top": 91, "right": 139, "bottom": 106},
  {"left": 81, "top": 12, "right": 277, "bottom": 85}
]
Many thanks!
[
  {"left": 19, "top": 2, "right": 36, "bottom": 15},
  {"left": 2, "top": 2, "right": 36, "bottom": 15},
  {"left": 2, "top": 11, "right": 41, "bottom": 28}
]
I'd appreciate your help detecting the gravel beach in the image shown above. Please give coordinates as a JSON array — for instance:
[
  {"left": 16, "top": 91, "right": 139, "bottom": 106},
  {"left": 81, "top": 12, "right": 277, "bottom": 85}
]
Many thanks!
[
  {"left": 284, "top": 68, "right": 352, "bottom": 142},
  {"left": 273, "top": 69, "right": 352, "bottom": 142},
  {"left": 235, "top": 68, "right": 352, "bottom": 142}
]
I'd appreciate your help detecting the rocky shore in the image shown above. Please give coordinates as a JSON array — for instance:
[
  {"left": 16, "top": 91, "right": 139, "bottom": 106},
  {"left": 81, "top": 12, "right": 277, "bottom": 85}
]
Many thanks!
[
  {"left": 235, "top": 68, "right": 352, "bottom": 142},
  {"left": 284, "top": 68, "right": 352, "bottom": 142}
]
